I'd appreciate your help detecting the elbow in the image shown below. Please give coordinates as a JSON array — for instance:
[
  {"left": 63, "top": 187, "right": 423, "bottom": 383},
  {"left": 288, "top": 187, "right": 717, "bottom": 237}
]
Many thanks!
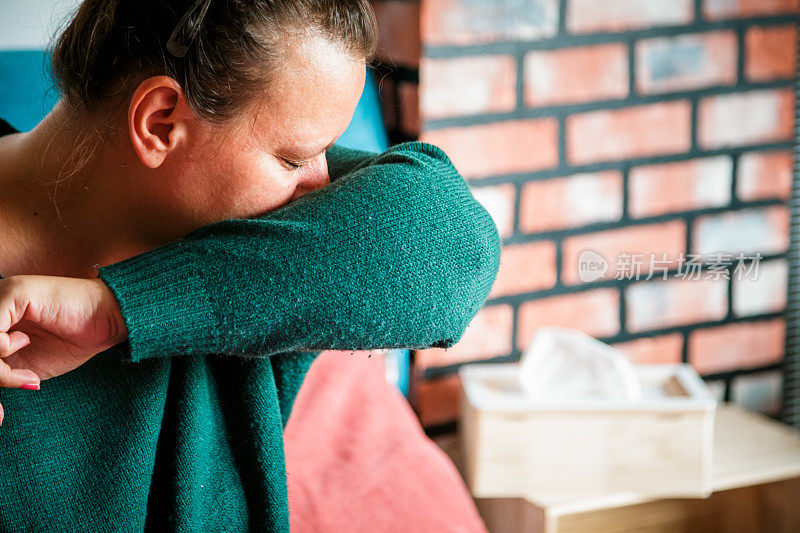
[
  {"left": 428, "top": 222, "right": 501, "bottom": 350},
  {"left": 424, "top": 141, "right": 502, "bottom": 306},
  {"left": 403, "top": 142, "right": 502, "bottom": 344},
  {"left": 474, "top": 209, "right": 503, "bottom": 303},
  {"left": 449, "top": 199, "right": 502, "bottom": 336}
]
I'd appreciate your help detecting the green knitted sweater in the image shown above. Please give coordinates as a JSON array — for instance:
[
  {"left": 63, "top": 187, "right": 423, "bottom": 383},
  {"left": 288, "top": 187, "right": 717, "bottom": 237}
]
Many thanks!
[{"left": 0, "top": 117, "right": 501, "bottom": 532}]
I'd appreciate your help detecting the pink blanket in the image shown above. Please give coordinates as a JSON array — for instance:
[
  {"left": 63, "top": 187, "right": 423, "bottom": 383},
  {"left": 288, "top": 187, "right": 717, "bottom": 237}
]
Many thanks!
[{"left": 284, "top": 350, "right": 488, "bottom": 532}]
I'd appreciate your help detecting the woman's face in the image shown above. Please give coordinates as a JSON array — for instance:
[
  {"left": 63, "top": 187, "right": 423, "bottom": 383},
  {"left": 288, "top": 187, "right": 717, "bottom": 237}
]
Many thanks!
[{"left": 171, "top": 32, "right": 366, "bottom": 225}]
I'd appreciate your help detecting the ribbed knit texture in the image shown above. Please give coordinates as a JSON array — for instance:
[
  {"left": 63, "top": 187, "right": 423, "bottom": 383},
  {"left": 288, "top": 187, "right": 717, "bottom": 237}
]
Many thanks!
[{"left": 0, "top": 117, "right": 501, "bottom": 532}]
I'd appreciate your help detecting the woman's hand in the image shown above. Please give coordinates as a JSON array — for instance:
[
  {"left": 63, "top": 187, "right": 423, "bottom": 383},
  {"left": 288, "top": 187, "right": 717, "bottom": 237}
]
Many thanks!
[{"left": 0, "top": 275, "right": 128, "bottom": 387}]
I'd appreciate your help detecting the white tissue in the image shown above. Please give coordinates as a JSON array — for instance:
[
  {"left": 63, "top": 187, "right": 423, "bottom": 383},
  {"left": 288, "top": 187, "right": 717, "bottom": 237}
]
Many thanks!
[{"left": 518, "top": 326, "right": 642, "bottom": 402}]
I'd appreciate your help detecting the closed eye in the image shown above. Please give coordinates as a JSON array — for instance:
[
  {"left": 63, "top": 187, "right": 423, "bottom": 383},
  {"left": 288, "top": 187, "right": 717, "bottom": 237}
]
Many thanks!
[{"left": 282, "top": 159, "right": 305, "bottom": 170}]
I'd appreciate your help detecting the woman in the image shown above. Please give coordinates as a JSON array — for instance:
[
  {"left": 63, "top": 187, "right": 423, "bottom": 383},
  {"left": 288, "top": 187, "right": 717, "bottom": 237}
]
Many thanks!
[{"left": 0, "top": 1, "right": 500, "bottom": 531}]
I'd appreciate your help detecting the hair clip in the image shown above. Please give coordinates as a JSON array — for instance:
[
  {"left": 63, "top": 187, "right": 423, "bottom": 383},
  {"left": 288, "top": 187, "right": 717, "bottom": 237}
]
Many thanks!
[{"left": 166, "top": 0, "right": 213, "bottom": 58}]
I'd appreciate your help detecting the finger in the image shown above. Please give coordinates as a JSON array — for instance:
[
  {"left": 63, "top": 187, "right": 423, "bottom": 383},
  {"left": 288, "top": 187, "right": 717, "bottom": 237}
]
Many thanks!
[
  {"left": 0, "top": 401, "right": 4, "bottom": 426},
  {"left": 0, "top": 360, "right": 39, "bottom": 390},
  {"left": 0, "top": 331, "right": 30, "bottom": 358}
]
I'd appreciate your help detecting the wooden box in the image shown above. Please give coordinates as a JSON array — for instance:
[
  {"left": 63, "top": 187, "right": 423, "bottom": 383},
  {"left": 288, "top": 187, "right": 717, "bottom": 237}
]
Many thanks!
[
  {"left": 458, "top": 363, "right": 716, "bottom": 499},
  {"left": 464, "top": 406, "right": 800, "bottom": 533}
]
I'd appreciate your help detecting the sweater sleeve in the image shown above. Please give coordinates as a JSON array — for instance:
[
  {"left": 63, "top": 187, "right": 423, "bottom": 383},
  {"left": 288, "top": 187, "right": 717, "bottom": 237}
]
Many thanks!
[{"left": 97, "top": 141, "right": 502, "bottom": 363}]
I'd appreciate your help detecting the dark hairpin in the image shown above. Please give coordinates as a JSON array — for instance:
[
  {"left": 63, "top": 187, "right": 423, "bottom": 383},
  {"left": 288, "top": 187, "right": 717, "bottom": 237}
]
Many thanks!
[{"left": 166, "top": 0, "right": 213, "bottom": 58}]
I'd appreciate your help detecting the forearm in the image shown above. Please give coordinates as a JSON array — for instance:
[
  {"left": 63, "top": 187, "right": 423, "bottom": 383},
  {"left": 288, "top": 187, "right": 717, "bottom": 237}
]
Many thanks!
[{"left": 98, "top": 142, "right": 501, "bottom": 363}]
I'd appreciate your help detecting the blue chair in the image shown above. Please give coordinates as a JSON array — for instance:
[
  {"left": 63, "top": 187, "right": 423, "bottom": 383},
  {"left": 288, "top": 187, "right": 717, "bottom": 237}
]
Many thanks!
[{"left": 0, "top": 50, "right": 410, "bottom": 397}]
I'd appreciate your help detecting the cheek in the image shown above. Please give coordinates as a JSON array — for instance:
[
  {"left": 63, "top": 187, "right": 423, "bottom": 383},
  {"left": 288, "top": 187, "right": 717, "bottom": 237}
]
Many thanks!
[
  {"left": 227, "top": 154, "right": 298, "bottom": 212},
  {"left": 197, "top": 141, "right": 299, "bottom": 217}
]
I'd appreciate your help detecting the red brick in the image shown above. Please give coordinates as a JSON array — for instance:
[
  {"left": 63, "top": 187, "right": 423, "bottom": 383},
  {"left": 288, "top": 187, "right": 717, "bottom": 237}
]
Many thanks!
[
  {"left": 421, "top": 55, "right": 516, "bottom": 120},
  {"left": 629, "top": 157, "right": 732, "bottom": 218},
  {"left": 421, "top": 119, "right": 559, "bottom": 179},
  {"left": 469, "top": 183, "right": 516, "bottom": 239},
  {"left": 732, "top": 258, "right": 788, "bottom": 317},
  {"left": 516, "top": 289, "right": 620, "bottom": 349},
  {"left": 372, "top": 1, "right": 421, "bottom": 67},
  {"left": 612, "top": 333, "right": 684, "bottom": 364},
  {"left": 519, "top": 171, "right": 623, "bottom": 233},
  {"left": 737, "top": 150, "right": 793, "bottom": 201},
  {"left": 703, "top": 0, "right": 800, "bottom": 20},
  {"left": 567, "top": 0, "right": 693, "bottom": 34},
  {"left": 731, "top": 371, "right": 783, "bottom": 416},
  {"left": 688, "top": 319, "right": 785, "bottom": 374},
  {"left": 626, "top": 278, "right": 728, "bottom": 333},
  {"left": 421, "top": 0, "right": 559, "bottom": 46},
  {"left": 524, "top": 44, "right": 628, "bottom": 107},
  {"left": 397, "top": 81, "right": 420, "bottom": 137},
  {"left": 416, "top": 304, "right": 514, "bottom": 369},
  {"left": 566, "top": 101, "right": 692, "bottom": 165},
  {"left": 414, "top": 374, "right": 462, "bottom": 427},
  {"left": 698, "top": 89, "right": 795, "bottom": 149},
  {"left": 379, "top": 79, "right": 419, "bottom": 136},
  {"left": 692, "top": 206, "right": 790, "bottom": 256},
  {"left": 561, "top": 221, "right": 686, "bottom": 285},
  {"left": 636, "top": 31, "right": 738, "bottom": 94},
  {"left": 745, "top": 24, "right": 799, "bottom": 82},
  {"left": 378, "top": 77, "right": 397, "bottom": 131},
  {"left": 489, "top": 241, "right": 558, "bottom": 298}
]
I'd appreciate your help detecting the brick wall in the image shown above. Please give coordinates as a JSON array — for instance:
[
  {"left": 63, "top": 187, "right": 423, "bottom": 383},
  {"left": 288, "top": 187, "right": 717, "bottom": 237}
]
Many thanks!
[
  {"left": 372, "top": 0, "right": 798, "bottom": 431},
  {"left": 372, "top": 1, "right": 421, "bottom": 143}
]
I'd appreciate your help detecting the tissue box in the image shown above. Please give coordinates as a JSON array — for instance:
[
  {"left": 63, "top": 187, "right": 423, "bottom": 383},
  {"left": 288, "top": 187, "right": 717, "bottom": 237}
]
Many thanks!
[{"left": 458, "top": 363, "right": 716, "bottom": 499}]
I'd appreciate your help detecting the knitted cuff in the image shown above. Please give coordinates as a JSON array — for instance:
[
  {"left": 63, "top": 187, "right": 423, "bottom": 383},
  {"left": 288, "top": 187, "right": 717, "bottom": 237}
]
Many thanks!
[{"left": 97, "top": 241, "right": 217, "bottom": 363}]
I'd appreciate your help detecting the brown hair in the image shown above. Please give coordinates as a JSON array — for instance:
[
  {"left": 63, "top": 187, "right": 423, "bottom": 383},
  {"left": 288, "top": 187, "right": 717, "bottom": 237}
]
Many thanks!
[{"left": 50, "top": 0, "right": 378, "bottom": 123}]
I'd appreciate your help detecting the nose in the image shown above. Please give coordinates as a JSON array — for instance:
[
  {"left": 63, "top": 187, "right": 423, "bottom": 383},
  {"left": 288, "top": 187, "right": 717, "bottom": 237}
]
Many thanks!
[{"left": 290, "top": 152, "right": 330, "bottom": 201}]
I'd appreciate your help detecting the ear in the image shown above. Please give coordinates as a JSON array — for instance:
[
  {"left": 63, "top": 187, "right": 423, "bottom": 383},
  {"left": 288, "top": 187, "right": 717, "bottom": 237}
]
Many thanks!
[{"left": 128, "top": 76, "right": 193, "bottom": 169}]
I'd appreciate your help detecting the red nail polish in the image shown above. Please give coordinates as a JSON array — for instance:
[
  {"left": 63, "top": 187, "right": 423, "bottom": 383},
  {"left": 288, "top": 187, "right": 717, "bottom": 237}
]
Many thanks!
[{"left": 20, "top": 382, "right": 40, "bottom": 391}]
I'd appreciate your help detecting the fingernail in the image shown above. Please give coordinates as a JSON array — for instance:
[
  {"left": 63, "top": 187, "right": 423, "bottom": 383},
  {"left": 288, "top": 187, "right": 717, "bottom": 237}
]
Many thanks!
[{"left": 20, "top": 382, "right": 40, "bottom": 391}]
